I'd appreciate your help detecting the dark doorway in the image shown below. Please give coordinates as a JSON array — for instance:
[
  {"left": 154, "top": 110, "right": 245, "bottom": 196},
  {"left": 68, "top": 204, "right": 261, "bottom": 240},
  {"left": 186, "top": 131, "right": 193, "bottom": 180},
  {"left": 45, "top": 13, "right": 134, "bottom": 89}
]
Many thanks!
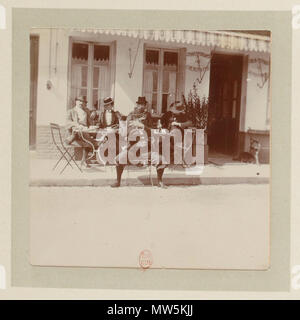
[
  {"left": 29, "top": 35, "right": 39, "bottom": 149},
  {"left": 208, "top": 53, "right": 243, "bottom": 155}
]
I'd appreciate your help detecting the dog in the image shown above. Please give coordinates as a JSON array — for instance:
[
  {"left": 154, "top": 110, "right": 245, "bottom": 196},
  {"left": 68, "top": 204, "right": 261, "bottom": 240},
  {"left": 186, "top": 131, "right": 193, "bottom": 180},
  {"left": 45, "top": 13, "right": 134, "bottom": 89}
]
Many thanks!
[{"left": 234, "top": 138, "right": 261, "bottom": 165}]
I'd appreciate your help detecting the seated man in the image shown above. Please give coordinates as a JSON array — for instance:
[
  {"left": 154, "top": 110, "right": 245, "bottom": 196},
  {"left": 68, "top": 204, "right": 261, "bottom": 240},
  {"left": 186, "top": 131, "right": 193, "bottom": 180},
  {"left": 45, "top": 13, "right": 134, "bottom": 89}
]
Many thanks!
[
  {"left": 110, "top": 96, "right": 169, "bottom": 188},
  {"left": 65, "top": 96, "right": 98, "bottom": 168}
]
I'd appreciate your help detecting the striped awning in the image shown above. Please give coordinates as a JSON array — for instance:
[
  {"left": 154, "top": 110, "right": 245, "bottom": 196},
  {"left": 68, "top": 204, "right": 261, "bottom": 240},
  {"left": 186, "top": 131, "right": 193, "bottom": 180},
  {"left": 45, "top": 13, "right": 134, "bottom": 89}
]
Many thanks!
[{"left": 72, "top": 29, "right": 271, "bottom": 53}]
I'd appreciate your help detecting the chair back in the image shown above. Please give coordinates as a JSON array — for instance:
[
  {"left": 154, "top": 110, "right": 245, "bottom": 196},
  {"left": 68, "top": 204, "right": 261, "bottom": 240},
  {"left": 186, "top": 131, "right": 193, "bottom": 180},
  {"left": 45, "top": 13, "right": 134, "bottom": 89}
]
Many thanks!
[{"left": 50, "top": 123, "right": 65, "bottom": 148}]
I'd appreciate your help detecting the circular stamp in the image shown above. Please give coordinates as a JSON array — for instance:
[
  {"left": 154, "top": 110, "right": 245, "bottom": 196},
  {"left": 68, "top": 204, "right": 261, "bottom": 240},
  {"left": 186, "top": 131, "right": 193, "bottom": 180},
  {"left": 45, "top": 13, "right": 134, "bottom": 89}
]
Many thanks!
[{"left": 139, "top": 249, "right": 153, "bottom": 269}]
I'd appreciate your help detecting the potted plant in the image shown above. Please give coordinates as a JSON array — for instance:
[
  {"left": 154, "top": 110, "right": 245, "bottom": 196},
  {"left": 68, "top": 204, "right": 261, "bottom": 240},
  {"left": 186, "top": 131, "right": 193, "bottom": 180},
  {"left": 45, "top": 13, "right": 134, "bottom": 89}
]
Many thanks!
[
  {"left": 183, "top": 83, "right": 209, "bottom": 129},
  {"left": 182, "top": 84, "right": 210, "bottom": 164}
]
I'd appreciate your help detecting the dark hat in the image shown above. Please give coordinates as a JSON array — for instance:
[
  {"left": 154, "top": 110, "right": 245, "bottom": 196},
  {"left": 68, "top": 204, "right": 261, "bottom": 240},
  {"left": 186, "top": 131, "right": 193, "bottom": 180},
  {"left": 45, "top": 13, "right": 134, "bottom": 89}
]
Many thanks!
[
  {"left": 75, "top": 95, "right": 87, "bottom": 102},
  {"left": 103, "top": 97, "right": 114, "bottom": 106},
  {"left": 136, "top": 96, "right": 147, "bottom": 105}
]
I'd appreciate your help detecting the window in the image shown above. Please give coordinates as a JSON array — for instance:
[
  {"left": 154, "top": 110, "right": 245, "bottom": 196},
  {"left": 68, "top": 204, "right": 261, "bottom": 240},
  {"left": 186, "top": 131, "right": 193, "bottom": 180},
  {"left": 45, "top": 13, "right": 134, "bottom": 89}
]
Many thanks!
[
  {"left": 69, "top": 41, "right": 115, "bottom": 110},
  {"left": 143, "top": 47, "right": 185, "bottom": 114}
]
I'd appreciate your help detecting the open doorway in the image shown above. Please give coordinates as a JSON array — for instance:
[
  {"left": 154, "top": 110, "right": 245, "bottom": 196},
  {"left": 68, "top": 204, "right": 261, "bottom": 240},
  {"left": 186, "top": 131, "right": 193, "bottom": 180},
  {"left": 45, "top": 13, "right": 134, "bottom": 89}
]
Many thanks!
[{"left": 208, "top": 53, "right": 243, "bottom": 156}]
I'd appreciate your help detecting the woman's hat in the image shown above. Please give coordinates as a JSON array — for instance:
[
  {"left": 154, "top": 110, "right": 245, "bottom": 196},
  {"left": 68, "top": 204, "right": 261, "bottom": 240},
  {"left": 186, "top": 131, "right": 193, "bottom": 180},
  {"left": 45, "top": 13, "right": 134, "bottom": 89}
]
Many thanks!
[
  {"left": 136, "top": 96, "right": 147, "bottom": 105},
  {"left": 103, "top": 97, "right": 114, "bottom": 106}
]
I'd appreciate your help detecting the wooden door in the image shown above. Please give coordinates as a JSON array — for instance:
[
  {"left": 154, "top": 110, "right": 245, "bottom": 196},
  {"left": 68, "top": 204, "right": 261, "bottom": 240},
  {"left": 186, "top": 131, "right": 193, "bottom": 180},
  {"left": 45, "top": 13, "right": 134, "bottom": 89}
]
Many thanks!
[
  {"left": 29, "top": 35, "right": 39, "bottom": 149},
  {"left": 208, "top": 54, "right": 243, "bottom": 155}
]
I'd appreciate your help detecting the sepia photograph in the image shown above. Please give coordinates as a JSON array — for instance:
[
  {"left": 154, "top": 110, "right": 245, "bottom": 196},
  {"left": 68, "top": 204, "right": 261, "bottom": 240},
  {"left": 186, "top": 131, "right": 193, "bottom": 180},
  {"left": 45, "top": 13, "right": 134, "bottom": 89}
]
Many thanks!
[{"left": 29, "top": 28, "right": 271, "bottom": 270}]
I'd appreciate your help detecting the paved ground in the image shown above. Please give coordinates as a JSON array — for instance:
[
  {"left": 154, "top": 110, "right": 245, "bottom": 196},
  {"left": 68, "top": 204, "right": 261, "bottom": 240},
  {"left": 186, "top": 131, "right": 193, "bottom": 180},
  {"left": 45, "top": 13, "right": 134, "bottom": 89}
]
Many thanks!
[
  {"left": 30, "top": 184, "right": 270, "bottom": 270},
  {"left": 30, "top": 157, "right": 270, "bottom": 186}
]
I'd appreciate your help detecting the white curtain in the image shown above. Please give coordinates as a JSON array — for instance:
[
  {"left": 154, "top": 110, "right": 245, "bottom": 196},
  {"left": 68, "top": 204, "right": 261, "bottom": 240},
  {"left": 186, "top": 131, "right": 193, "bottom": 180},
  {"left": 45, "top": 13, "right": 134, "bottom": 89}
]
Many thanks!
[
  {"left": 168, "top": 71, "right": 177, "bottom": 107},
  {"left": 144, "top": 70, "right": 154, "bottom": 108},
  {"left": 71, "top": 64, "right": 82, "bottom": 105},
  {"left": 98, "top": 64, "right": 108, "bottom": 111}
]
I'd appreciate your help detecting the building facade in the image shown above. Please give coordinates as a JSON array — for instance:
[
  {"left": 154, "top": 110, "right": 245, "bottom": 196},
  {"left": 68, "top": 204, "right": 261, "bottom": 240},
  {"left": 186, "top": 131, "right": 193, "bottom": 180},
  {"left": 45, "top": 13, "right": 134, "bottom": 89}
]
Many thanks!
[{"left": 29, "top": 29, "right": 271, "bottom": 162}]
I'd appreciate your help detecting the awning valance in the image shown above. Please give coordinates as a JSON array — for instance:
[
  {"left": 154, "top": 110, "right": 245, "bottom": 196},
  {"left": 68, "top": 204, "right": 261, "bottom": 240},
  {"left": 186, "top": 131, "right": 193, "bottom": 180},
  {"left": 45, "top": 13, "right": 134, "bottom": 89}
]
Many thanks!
[{"left": 72, "top": 29, "right": 271, "bottom": 53}]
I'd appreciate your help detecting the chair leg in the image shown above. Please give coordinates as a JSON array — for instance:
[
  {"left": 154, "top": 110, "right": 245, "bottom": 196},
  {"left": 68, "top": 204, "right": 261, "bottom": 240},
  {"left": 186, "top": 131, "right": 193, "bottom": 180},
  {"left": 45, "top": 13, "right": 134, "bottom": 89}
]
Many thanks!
[
  {"left": 65, "top": 148, "right": 82, "bottom": 172},
  {"left": 59, "top": 156, "right": 73, "bottom": 174},
  {"left": 53, "top": 156, "right": 63, "bottom": 170},
  {"left": 59, "top": 148, "right": 82, "bottom": 174},
  {"left": 53, "top": 149, "right": 73, "bottom": 171},
  {"left": 59, "top": 161, "right": 72, "bottom": 174}
]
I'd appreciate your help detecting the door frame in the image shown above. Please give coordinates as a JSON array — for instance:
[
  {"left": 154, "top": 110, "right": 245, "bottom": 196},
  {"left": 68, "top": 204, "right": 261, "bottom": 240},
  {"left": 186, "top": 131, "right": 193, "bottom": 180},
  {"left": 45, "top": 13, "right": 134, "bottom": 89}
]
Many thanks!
[{"left": 208, "top": 51, "right": 245, "bottom": 155}]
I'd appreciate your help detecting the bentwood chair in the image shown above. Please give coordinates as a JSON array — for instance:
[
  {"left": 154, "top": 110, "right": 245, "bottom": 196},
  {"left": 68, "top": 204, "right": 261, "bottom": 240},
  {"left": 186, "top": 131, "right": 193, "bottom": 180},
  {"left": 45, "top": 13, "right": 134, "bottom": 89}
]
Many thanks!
[{"left": 50, "top": 123, "right": 85, "bottom": 174}]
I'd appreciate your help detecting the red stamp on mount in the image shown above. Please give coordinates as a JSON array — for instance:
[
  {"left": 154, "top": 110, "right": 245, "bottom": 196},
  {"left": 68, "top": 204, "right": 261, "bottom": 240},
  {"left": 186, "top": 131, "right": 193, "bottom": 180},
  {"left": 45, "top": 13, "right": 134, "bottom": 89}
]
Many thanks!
[{"left": 139, "top": 249, "right": 153, "bottom": 269}]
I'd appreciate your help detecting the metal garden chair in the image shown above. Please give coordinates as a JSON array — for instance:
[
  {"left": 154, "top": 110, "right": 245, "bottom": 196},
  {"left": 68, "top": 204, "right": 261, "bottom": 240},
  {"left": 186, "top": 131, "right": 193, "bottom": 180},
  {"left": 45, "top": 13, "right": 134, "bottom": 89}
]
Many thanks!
[{"left": 50, "top": 123, "right": 89, "bottom": 174}]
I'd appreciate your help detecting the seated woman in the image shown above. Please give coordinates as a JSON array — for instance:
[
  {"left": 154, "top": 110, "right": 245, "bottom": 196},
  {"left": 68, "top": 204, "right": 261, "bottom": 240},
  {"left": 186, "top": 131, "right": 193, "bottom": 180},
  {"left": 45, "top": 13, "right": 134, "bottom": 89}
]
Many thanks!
[{"left": 99, "top": 97, "right": 122, "bottom": 128}]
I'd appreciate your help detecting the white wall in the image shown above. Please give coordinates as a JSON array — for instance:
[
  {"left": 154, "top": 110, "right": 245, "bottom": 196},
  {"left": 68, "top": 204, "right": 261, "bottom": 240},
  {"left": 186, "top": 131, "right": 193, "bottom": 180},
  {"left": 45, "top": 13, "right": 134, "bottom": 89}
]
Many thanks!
[
  {"left": 185, "top": 45, "right": 211, "bottom": 99},
  {"left": 244, "top": 51, "right": 270, "bottom": 131},
  {"left": 114, "top": 37, "right": 144, "bottom": 116},
  {"left": 35, "top": 29, "right": 69, "bottom": 126}
]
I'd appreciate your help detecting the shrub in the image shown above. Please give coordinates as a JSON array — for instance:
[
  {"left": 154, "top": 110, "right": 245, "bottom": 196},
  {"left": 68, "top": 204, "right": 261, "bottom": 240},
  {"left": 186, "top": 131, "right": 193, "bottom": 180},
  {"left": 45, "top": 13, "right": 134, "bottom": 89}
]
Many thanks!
[{"left": 183, "top": 83, "right": 209, "bottom": 129}]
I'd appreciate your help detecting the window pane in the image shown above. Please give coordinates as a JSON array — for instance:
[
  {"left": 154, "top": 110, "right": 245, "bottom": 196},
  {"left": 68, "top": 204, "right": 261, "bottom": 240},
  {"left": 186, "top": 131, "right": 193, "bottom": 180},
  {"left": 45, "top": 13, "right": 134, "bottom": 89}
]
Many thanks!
[
  {"left": 145, "top": 93, "right": 152, "bottom": 109},
  {"left": 152, "top": 70, "right": 158, "bottom": 91},
  {"left": 146, "top": 50, "right": 159, "bottom": 65},
  {"left": 162, "top": 94, "right": 168, "bottom": 113},
  {"left": 97, "top": 65, "right": 109, "bottom": 110},
  {"left": 71, "top": 64, "right": 88, "bottom": 101},
  {"left": 152, "top": 93, "right": 158, "bottom": 111},
  {"left": 81, "top": 66, "right": 88, "bottom": 87},
  {"left": 144, "top": 70, "right": 157, "bottom": 93},
  {"left": 162, "top": 70, "right": 177, "bottom": 109},
  {"left": 80, "top": 89, "right": 87, "bottom": 100},
  {"left": 164, "top": 51, "right": 178, "bottom": 67},
  {"left": 72, "top": 43, "right": 88, "bottom": 61},
  {"left": 94, "top": 45, "right": 110, "bottom": 62},
  {"left": 162, "top": 70, "right": 170, "bottom": 92},
  {"left": 70, "top": 43, "right": 112, "bottom": 109},
  {"left": 93, "top": 67, "right": 99, "bottom": 89},
  {"left": 93, "top": 89, "right": 99, "bottom": 109},
  {"left": 169, "top": 71, "right": 177, "bottom": 93}
]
